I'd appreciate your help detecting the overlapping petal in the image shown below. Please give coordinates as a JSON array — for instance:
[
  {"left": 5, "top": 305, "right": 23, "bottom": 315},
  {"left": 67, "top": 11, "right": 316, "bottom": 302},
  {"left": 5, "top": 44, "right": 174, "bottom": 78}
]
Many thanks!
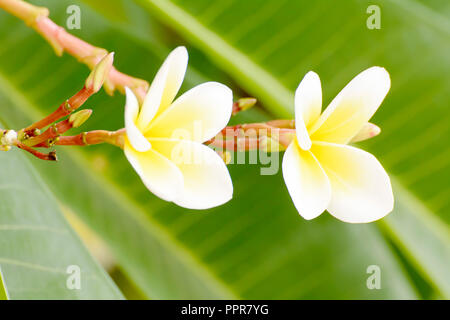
[
  {"left": 137, "top": 46, "right": 188, "bottom": 130},
  {"left": 294, "top": 71, "right": 322, "bottom": 150},
  {"left": 309, "top": 67, "right": 390, "bottom": 144},
  {"left": 124, "top": 142, "right": 184, "bottom": 202},
  {"left": 282, "top": 140, "right": 331, "bottom": 220},
  {"left": 124, "top": 88, "right": 151, "bottom": 152},
  {"left": 123, "top": 47, "right": 234, "bottom": 210},
  {"left": 311, "top": 141, "right": 394, "bottom": 223},
  {"left": 145, "top": 82, "right": 233, "bottom": 143},
  {"left": 149, "top": 139, "right": 233, "bottom": 209},
  {"left": 136, "top": 62, "right": 169, "bottom": 131}
]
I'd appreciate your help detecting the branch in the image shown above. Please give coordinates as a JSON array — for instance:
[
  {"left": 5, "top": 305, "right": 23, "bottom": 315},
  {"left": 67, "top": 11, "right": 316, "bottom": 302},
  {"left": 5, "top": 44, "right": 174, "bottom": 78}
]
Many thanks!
[
  {"left": 0, "top": 0, "right": 149, "bottom": 102},
  {"left": 205, "top": 122, "right": 295, "bottom": 152},
  {"left": 16, "top": 142, "right": 57, "bottom": 161},
  {"left": 23, "top": 51, "right": 113, "bottom": 134},
  {"left": 55, "top": 129, "right": 125, "bottom": 148},
  {"left": 24, "top": 87, "right": 93, "bottom": 133}
]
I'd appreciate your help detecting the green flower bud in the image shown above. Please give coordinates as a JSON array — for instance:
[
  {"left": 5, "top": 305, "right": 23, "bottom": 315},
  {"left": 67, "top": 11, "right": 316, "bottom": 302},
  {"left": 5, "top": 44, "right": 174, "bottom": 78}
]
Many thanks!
[
  {"left": 351, "top": 123, "right": 381, "bottom": 143},
  {"left": 237, "top": 98, "right": 257, "bottom": 111},
  {"left": 85, "top": 52, "right": 114, "bottom": 93},
  {"left": 69, "top": 109, "right": 93, "bottom": 128}
]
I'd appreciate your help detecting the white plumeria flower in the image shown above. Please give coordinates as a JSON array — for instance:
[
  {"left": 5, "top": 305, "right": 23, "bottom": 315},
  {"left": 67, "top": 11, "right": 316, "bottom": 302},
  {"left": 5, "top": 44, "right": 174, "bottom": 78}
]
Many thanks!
[
  {"left": 282, "top": 67, "right": 394, "bottom": 223},
  {"left": 124, "top": 47, "right": 233, "bottom": 209}
]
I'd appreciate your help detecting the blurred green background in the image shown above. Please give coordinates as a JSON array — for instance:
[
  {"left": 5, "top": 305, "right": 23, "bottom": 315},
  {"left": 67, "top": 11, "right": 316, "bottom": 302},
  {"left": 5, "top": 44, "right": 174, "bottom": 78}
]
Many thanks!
[{"left": 0, "top": 0, "right": 449, "bottom": 299}]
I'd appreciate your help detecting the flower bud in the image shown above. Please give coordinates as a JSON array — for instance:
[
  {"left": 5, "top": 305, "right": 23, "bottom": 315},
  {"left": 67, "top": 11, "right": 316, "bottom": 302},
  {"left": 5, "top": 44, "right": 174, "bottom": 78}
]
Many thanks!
[
  {"left": 259, "top": 136, "right": 285, "bottom": 152},
  {"left": 69, "top": 109, "right": 93, "bottom": 128},
  {"left": 351, "top": 123, "right": 381, "bottom": 143},
  {"left": 0, "top": 130, "right": 17, "bottom": 146},
  {"left": 85, "top": 52, "right": 115, "bottom": 93},
  {"left": 237, "top": 97, "right": 257, "bottom": 111},
  {"left": 48, "top": 151, "right": 58, "bottom": 161},
  {"left": 233, "top": 98, "right": 257, "bottom": 115}
]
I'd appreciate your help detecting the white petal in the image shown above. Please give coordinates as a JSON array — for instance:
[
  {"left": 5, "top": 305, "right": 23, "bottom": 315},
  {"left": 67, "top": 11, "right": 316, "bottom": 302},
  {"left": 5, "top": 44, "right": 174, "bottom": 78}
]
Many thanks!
[
  {"left": 149, "top": 139, "right": 233, "bottom": 209},
  {"left": 124, "top": 142, "right": 183, "bottom": 202},
  {"left": 294, "top": 71, "right": 322, "bottom": 150},
  {"left": 124, "top": 87, "right": 151, "bottom": 152},
  {"left": 282, "top": 140, "right": 331, "bottom": 220},
  {"left": 137, "top": 46, "right": 188, "bottom": 130},
  {"left": 309, "top": 67, "right": 390, "bottom": 144},
  {"left": 145, "top": 82, "right": 233, "bottom": 143},
  {"left": 311, "top": 141, "right": 394, "bottom": 223},
  {"left": 136, "top": 62, "right": 169, "bottom": 131}
]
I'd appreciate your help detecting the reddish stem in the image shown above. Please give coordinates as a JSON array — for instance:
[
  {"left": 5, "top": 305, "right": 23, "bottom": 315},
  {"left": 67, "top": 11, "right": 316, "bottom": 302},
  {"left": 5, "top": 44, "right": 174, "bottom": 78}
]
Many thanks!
[
  {"left": 25, "top": 118, "right": 74, "bottom": 147},
  {"left": 206, "top": 122, "right": 296, "bottom": 152},
  {"left": 266, "top": 119, "right": 295, "bottom": 129},
  {"left": 16, "top": 143, "right": 57, "bottom": 161},
  {"left": 56, "top": 129, "right": 125, "bottom": 148},
  {"left": 207, "top": 136, "right": 262, "bottom": 152},
  {"left": 216, "top": 123, "right": 293, "bottom": 138},
  {"left": 0, "top": 0, "right": 149, "bottom": 102},
  {"left": 25, "top": 86, "right": 93, "bottom": 133}
]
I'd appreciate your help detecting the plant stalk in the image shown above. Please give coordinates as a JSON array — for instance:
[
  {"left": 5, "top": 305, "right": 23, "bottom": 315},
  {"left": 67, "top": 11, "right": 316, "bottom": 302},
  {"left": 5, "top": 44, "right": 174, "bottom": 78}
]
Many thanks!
[{"left": 0, "top": 0, "right": 149, "bottom": 102}]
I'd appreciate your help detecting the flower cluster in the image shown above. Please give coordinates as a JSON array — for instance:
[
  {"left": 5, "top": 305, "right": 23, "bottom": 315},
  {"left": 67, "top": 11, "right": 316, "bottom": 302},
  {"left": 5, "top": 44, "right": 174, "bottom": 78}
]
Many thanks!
[
  {"left": 0, "top": 42, "right": 394, "bottom": 223},
  {"left": 0, "top": 1, "right": 394, "bottom": 223},
  {"left": 0, "top": 0, "right": 394, "bottom": 223},
  {"left": 122, "top": 47, "right": 394, "bottom": 223}
]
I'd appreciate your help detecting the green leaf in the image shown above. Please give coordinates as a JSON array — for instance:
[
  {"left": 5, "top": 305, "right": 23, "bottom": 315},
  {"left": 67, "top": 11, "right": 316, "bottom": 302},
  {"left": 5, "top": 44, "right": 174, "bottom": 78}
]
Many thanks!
[
  {"left": 131, "top": 0, "right": 450, "bottom": 297},
  {"left": 379, "top": 182, "right": 450, "bottom": 297},
  {"left": 1, "top": 0, "right": 447, "bottom": 299},
  {"left": 0, "top": 7, "right": 237, "bottom": 298},
  {"left": 0, "top": 0, "right": 418, "bottom": 299},
  {"left": 0, "top": 119, "right": 123, "bottom": 299},
  {"left": 0, "top": 267, "right": 8, "bottom": 300}
]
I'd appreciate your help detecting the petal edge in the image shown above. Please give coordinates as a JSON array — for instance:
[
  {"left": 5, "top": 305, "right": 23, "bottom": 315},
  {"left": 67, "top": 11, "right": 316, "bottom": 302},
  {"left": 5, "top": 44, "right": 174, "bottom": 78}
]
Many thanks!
[
  {"left": 312, "top": 141, "right": 394, "bottom": 223},
  {"left": 310, "top": 67, "right": 390, "bottom": 144},
  {"left": 149, "top": 139, "right": 233, "bottom": 209},
  {"left": 125, "top": 87, "right": 151, "bottom": 152},
  {"left": 146, "top": 82, "right": 233, "bottom": 143},
  {"left": 282, "top": 141, "right": 331, "bottom": 220},
  {"left": 124, "top": 142, "right": 183, "bottom": 202}
]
